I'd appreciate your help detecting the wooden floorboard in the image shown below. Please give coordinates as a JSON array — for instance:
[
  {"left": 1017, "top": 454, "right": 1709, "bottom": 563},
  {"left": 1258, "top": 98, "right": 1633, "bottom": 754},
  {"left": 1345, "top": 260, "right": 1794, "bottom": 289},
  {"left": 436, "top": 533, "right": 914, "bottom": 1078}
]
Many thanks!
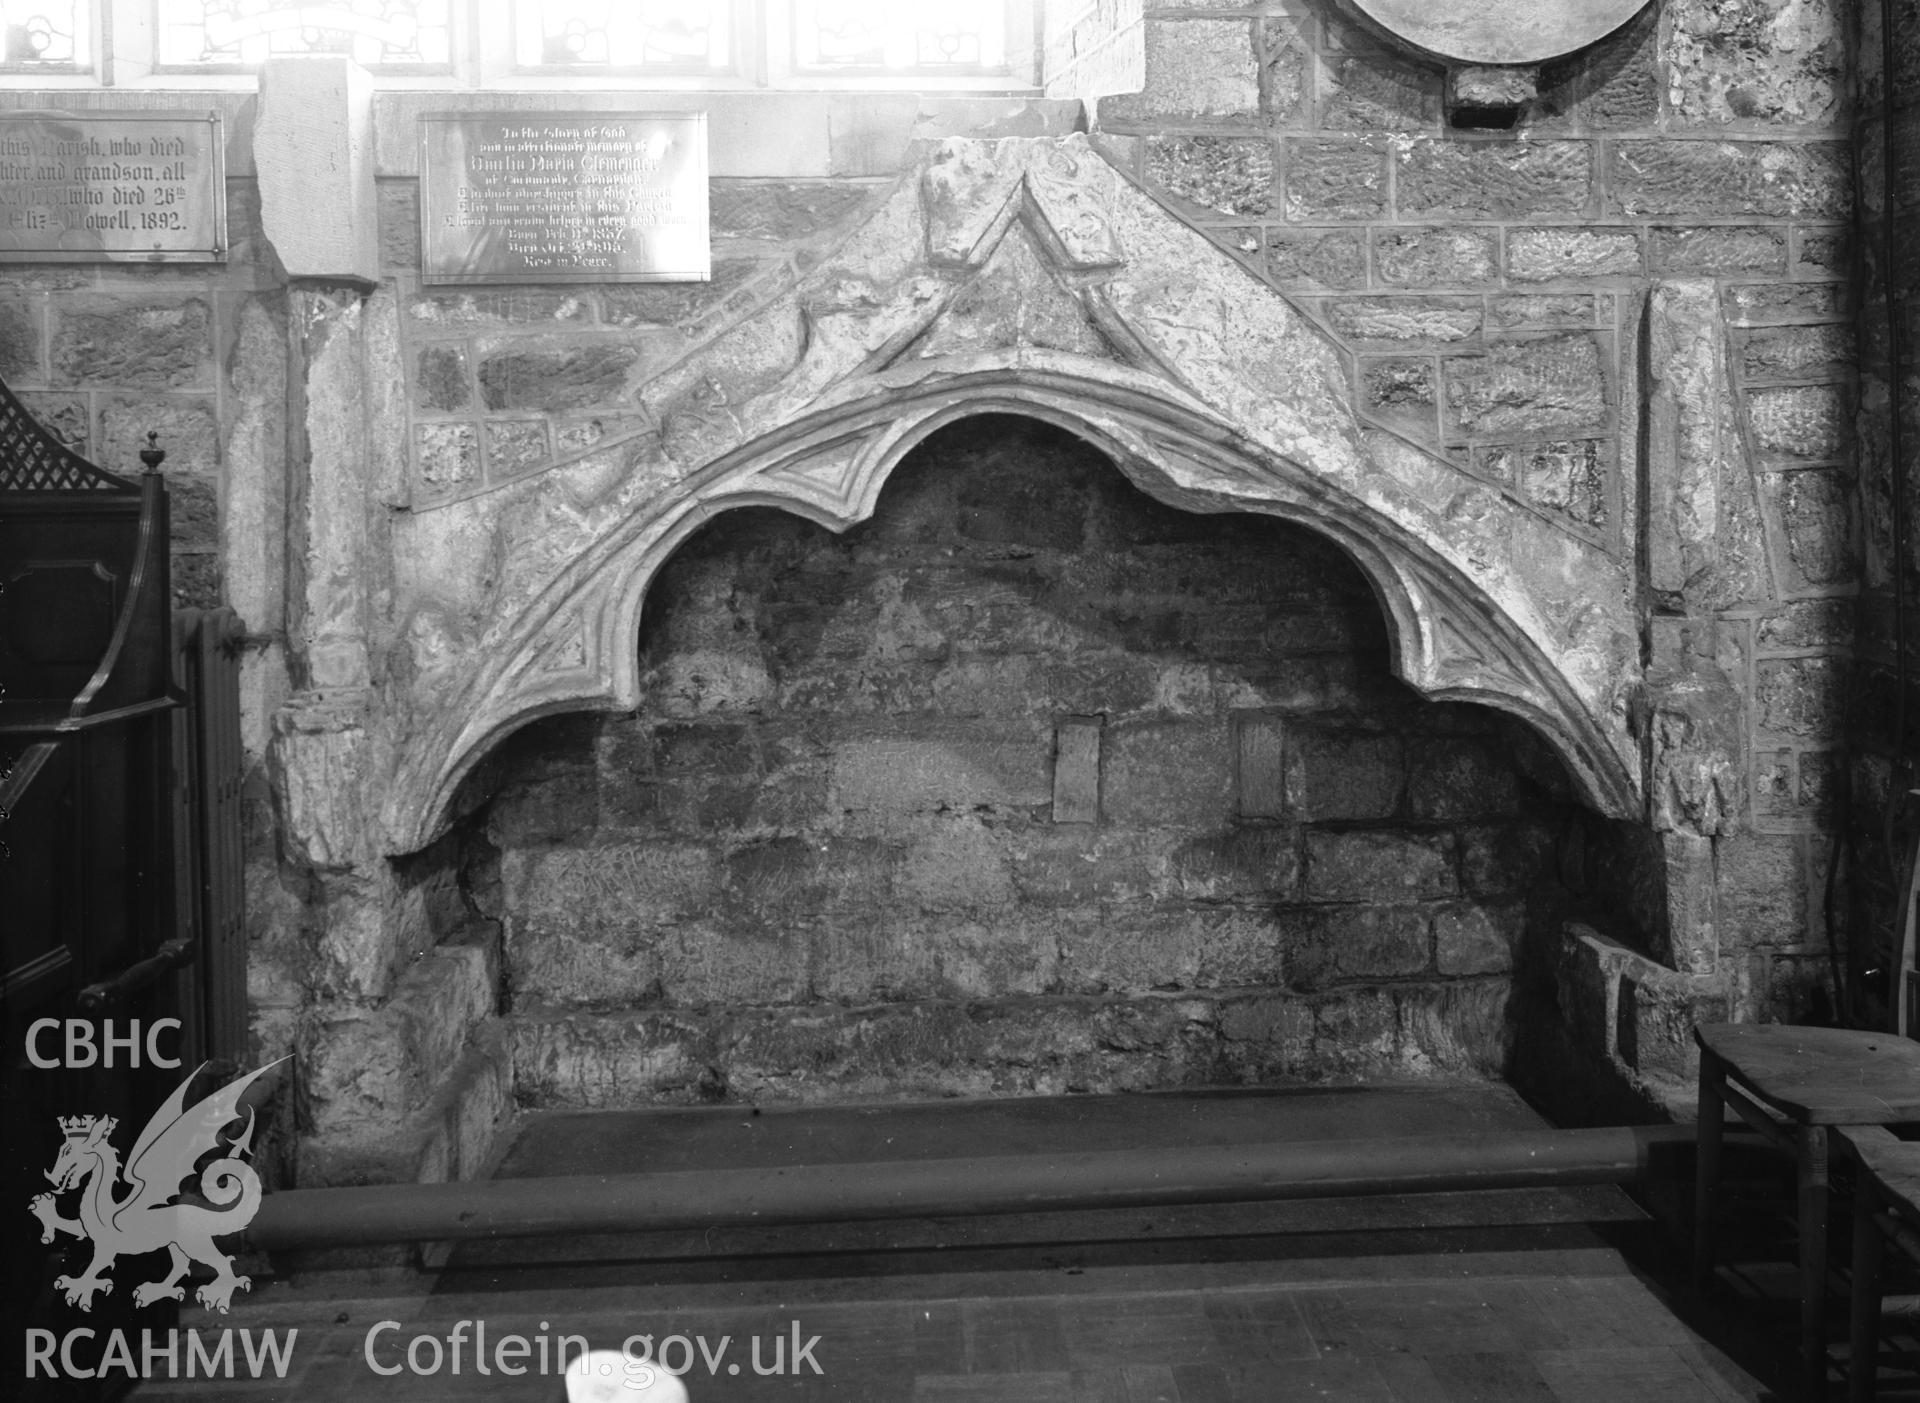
[
  {"left": 120, "top": 1086, "right": 1803, "bottom": 1401},
  {"left": 121, "top": 1244, "right": 1795, "bottom": 1402}
]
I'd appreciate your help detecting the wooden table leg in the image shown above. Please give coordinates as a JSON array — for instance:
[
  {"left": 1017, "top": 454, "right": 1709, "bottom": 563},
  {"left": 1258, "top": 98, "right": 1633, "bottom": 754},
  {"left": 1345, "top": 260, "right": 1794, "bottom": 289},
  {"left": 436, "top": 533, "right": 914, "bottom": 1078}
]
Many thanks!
[
  {"left": 1694, "top": 1049, "right": 1726, "bottom": 1292},
  {"left": 1851, "top": 1169, "right": 1884, "bottom": 1403},
  {"left": 1801, "top": 1124, "right": 1832, "bottom": 1399}
]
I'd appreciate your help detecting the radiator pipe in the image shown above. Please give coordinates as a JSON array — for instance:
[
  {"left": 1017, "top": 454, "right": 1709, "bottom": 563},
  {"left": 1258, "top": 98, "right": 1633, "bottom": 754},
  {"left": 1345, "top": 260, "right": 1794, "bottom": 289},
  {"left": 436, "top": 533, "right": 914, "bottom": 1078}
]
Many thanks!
[{"left": 244, "top": 1123, "right": 1699, "bottom": 1250}]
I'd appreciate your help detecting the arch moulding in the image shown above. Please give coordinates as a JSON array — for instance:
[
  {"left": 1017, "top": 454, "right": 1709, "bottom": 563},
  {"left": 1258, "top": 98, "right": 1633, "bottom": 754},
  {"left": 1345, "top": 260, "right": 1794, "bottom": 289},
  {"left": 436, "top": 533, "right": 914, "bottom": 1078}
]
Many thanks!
[{"left": 380, "top": 135, "right": 1643, "bottom": 854}]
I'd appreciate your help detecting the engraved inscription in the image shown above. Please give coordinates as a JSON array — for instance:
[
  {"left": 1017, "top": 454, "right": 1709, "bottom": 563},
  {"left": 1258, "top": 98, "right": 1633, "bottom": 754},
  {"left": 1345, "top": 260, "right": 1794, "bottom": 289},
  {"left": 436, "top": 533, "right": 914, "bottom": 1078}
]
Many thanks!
[
  {"left": 0, "top": 114, "right": 224, "bottom": 262},
  {"left": 420, "top": 113, "right": 709, "bottom": 285}
]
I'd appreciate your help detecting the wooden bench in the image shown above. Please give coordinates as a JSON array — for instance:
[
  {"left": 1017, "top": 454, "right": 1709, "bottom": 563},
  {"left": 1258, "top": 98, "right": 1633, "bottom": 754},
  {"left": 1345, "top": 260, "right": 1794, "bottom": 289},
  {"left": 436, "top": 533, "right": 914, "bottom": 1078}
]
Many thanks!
[
  {"left": 1693, "top": 1023, "right": 1920, "bottom": 1396},
  {"left": 1844, "top": 1127, "right": 1920, "bottom": 1401}
]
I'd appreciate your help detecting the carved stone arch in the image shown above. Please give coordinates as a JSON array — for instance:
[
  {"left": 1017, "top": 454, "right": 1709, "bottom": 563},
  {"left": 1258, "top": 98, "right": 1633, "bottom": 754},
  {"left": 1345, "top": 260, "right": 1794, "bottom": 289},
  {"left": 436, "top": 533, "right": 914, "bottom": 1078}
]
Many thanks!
[
  {"left": 381, "top": 134, "right": 1643, "bottom": 852},
  {"left": 391, "top": 363, "right": 1636, "bottom": 852}
]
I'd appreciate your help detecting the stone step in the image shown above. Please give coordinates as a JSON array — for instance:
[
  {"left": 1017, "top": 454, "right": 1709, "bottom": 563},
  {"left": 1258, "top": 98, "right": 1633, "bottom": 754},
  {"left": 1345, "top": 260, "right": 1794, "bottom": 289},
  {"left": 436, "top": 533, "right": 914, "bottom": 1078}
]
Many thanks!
[{"left": 442, "top": 1081, "right": 1651, "bottom": 1271}]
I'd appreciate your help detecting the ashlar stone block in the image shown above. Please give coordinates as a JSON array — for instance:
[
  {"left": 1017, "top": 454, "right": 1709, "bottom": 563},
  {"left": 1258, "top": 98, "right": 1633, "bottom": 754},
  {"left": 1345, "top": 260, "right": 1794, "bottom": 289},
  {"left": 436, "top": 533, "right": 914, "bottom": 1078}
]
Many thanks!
[
  {"left": 1447, "top": 65, "right": 1539, "bottom": 112},
  {"left": 1609, "top": 140, "right": 1848, "bottom": 219},
  {"left": 52, "top": 300, "right": 213, "bottom": 390},
  {"left": 1305, "top": 830, "right": 1456, "bottom": 902},
  {"left": 1505, "top": 227, "right": 1642, "bottom": 282},
  {"left": 1053, "top": 716, "right": 1103, "bottom": 824},
  {"left": 832, "top": 733, "right": 1051, "bottom": 814},
  {"left": 1443, "top": 333, "right": 1609, "bottom": 438},
  {"left": 1286, "top": 730, "right": 1403, "bottom": 821},
  {"left": 1435, "top": 900, "right": 1521, "bottom": 975},
  {"left": 1285, "top": 137, "right": 1388, "bottom": 220},
  {"left": 1489, "top": 294, "right": 1602, "bottom": 329},
  {"left": 1233, "top": 712, "right": 1286, "bottom": 820},
  {"left": 1145, "top": 135, "right": 1275, "bottom": 217},
  {"left": 1320, "top": 53, "right": 1443, "bottom": 130},
  {"left": 1770, "top": 467, "right": 1855, "bottom": 588},
  {"left": 254, "top": 57, "right": 379, "bottom": 281},
  {"left": 414, "top": 422, "right": 479, "bottom": 495},
  {"left": 98, "top": 397, "right": 219, "bottom": 476},
  {"left": 1740, "top": 323, "right": 1853, "bottom": 381},
  {"left": 1326, "top": 295, "right": 1483, "bottom": 348},
  {"left": 1394, "top": 138, "right": 1593, "bottom": 220},
  {"left": 478, "top": 343, "right": 643, "bottom": 413},
  {"left": 1408, "top": 739, "right": 1522, "bottom": 820},
  {"left": 1645, "top": 279, "right": 1770, "bottom": 610},
  {"left": 1372, "top": 227, "right": 1497, "bottom": 287},
  {"left": 1104, "top": 720, "right": 1235, "bottom": 827},
  {"left": 485, "top": 419, "right": 550, "bottom": 481},
  {"left": 1755, "top": 656, "right": 1845, "bottom": 739},
  {"left": 1534, "top": 11, "right": 1661, "bottom": 129},
  {"left": 1747, "top": 384, "right": 1849, "bottom": 460},
  {"left": 1651, "top": 225, "right": 1789, "bottom": 276},
  {"left": 1662, "top": 0, "right": 1847, "bottom": 129},
  {"left": 1285, "top": 905, "right": 1432, "bottom": 989},
  {"left": 413, "top": 344, "right": 469, "bottom": 412},
  {"left": 1263, "top": 227, "right": 1369, "bottom": 288},
  {"left": 1103, "top": 18, "right": 1259, "bottom": 122},
  {"left": 0, "top": 297, "right": 43, "bottom": 383},
  {"left": 1504, "top": 440, "right": 1611, "bottom": 528}
]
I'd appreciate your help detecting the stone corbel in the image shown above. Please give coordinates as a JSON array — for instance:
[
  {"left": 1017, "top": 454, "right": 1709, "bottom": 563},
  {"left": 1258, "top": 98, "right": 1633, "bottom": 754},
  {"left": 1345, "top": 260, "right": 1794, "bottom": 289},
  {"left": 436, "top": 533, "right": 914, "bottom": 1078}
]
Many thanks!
[{"left": 1444, "top": 66, "right": 1540, "bottom": 128}]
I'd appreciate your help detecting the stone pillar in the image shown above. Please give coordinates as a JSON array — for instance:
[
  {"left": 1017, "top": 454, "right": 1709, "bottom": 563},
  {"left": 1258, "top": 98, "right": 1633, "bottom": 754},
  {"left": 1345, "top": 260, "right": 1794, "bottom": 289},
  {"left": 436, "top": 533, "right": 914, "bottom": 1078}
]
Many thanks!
[
  {"left": 283, "top": 284, "right": 375, "bottom": 692},
  {"left": 1641, "top": 279, "right": 1772, "bottom": 1005},
  {"left": 1645, "top": 279, "right": 1770, "bottom": 615},
  {"left": 250, "top": 58, "right": 416, "bottom": 1096}
]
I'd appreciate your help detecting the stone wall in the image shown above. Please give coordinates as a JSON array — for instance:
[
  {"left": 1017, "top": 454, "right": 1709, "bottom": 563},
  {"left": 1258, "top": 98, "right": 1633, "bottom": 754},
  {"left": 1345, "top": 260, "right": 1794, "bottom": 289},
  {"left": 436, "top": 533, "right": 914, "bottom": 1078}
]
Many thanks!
[
  {"left": 1044, "top": 0, "right": 1146, "bottom": 105},
  {"left": 0, "top": 0, "right": 1880, "bottom": 1183},
  {"left": 1848, "top": 0, "right": 1919, "bottom": 1030},
  {"left": 474, "top": 415, "right": 1594, "bottom": 1106},
  {"left": 0, "top": 95, "right": 276, "bottom": 625},
  {"left": 1089, "top": 1, "right": 1858, "bottom": 1042},
  {"left": 0, "top": 93, "right": 306, "bottom": 1136}
]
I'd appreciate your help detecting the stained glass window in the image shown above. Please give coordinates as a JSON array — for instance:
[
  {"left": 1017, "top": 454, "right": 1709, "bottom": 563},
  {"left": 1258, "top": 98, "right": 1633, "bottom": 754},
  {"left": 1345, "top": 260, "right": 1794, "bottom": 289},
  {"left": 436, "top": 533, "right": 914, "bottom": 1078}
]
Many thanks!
[
  {"left": 2, "top": 1, "right": 1031, "bottom": 84},
  {"left": 794, "top": 0, "right": 1002, "bottom": 73},
  {"left": 1, "top": 0, "right": 90, "bottom": 71},
  {"left": 512, "top": 0, "right": 729, "bottom": 72},
  {"left": 154, "top": 0, "right": 453, "bottom": 71}
]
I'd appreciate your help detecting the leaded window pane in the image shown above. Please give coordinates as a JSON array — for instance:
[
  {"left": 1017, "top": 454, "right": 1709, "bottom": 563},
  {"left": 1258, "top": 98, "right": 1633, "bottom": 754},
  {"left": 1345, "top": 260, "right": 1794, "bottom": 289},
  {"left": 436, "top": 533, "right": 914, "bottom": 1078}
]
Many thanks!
[
  {"left": 512, "top": 0, "right": 728, "bottom": 71},
  {"left": 794, "top": 0, "right": 1001, "bottom": 72},
  {"left": 1, "top": 0, "right": 89, "bottom": 71},
  {"left": 154, "top": 0, "right": 453, "bottom": 70}
]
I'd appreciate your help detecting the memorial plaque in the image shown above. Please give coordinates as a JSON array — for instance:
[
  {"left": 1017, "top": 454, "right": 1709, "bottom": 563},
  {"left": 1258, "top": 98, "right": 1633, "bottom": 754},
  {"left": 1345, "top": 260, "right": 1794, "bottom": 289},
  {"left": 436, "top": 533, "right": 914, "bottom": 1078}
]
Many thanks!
[
  {"left": 420, "top": 112, "right": 709, "bottom": 285},
  {"left": 0, "top": 111, "right": 226, "bottom": 263},
  {"left": 1347, "top": 0, "right": 1653, "bottom": 64}
]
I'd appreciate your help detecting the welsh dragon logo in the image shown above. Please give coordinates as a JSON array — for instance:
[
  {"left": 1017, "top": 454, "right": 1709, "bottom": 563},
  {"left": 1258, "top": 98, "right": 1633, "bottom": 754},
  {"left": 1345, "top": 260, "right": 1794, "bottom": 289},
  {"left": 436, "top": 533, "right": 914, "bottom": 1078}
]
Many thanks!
[{"left": 28, "top": 1060, "right": 286, "bottom": 1314}]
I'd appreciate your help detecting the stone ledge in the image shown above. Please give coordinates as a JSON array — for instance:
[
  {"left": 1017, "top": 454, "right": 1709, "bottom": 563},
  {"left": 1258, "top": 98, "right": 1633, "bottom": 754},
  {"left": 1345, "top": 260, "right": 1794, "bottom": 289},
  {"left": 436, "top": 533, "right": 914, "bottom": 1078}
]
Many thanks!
[
  {"left": 283, "top": 1020, "right": 512, "bottom": 1270},
  {"left": 510, "top": 981, "right": 1514, "bottom": 1110}
]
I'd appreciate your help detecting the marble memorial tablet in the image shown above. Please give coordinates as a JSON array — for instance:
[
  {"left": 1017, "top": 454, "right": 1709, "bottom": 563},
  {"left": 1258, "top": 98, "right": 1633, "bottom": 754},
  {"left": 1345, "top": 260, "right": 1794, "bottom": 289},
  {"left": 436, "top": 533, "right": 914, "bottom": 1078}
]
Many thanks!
[
  {"left": 1346, "top": 0, "right": 1652, "bottom": 64},
  {"left": 420, "top": 112, "right": 709, "bottom": 285},
  {"left": 0, "top": 111, "right": 226, "bottom": 263}
]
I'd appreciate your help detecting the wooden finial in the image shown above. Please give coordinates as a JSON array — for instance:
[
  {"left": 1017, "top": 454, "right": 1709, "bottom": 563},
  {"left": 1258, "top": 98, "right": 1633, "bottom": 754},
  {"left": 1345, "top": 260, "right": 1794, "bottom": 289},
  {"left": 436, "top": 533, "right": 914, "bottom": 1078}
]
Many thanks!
[{"left": 139, "top": 430, "right": 165, "bottom": 473}]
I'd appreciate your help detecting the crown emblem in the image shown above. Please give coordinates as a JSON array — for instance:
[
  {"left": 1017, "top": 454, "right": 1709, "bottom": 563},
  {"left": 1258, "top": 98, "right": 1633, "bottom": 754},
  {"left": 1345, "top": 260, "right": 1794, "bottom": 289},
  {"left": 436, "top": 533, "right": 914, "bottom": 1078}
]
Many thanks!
[{"left": 33, "top": 1060, "right": 287, "bottom": 1316}]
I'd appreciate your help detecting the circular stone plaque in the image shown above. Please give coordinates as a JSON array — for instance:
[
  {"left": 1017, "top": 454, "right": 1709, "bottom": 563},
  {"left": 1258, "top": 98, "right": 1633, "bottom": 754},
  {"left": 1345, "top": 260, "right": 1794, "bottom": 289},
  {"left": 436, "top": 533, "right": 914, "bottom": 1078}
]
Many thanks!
[{"left": 1346, "top": 0, "right": 1652, "bottom": 64}]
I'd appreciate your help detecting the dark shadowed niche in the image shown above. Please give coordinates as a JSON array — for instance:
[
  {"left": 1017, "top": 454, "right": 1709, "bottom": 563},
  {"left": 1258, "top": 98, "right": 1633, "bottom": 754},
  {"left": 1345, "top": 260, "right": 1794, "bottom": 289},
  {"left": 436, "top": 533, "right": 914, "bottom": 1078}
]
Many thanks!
[{"left": 448, "top": 415, "right": 1657, "bottom": 1115}]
